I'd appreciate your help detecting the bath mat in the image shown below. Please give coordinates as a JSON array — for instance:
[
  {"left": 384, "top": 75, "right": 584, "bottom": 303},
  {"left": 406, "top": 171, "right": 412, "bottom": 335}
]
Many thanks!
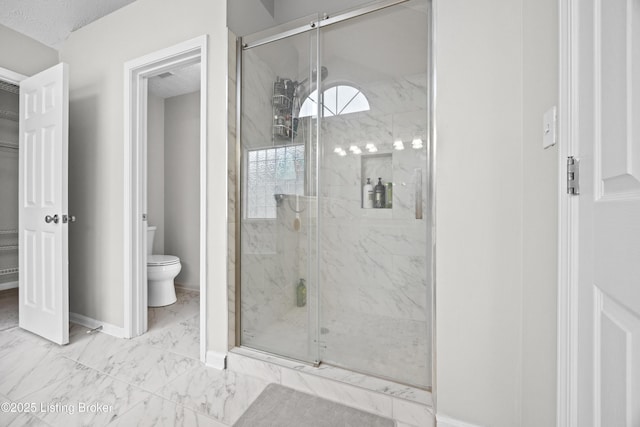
[{"left": 233, "top": 383, "right": 394, "bottom": 427}]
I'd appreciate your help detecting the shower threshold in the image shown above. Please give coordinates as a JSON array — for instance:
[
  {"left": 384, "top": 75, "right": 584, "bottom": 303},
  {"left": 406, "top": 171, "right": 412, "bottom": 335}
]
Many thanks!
[{"left": 228, "top": 347, "right": 433, "bottom": 409}]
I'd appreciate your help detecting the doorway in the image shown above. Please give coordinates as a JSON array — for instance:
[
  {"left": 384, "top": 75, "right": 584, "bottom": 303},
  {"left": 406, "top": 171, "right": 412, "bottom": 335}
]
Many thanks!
[{"left": 124, "top": 36, "right": 208, "bottom": 362}]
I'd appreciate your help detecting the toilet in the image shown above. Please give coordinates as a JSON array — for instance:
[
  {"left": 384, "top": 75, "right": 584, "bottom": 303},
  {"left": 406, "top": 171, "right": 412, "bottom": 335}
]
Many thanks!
[{"left": 147, "top": 225, "right": 181, "bottom": 307}]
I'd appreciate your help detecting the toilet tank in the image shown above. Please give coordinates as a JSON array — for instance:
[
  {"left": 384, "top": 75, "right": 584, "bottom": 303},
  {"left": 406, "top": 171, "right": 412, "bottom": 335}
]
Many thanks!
[{"left": 147, "top": 226, "right": 157, "bottom": 255}]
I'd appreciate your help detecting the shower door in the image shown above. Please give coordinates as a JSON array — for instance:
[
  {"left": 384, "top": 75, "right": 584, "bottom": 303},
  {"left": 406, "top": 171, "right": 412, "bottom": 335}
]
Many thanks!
[
  {"left": 239, "top": 17, "right": 321, "bottom": 364},
  {"left": 239, "top": 0, "right": 432, "bottom": 389},
  {"left": 316, "top": 1, "right": 431, "bottom": 388}
]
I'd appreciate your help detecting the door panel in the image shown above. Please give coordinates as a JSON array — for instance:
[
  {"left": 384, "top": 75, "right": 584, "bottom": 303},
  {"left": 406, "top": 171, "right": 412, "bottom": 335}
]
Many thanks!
[
  {"left": 317, "top": 1, "right": 431, "bottom": 388},
  {"left": 595, "top": 0, "right": 640, "bottom": 198},
  {"left": 18, "top": 63, "right": 69, "bottom": 345},
  {"left": 577, "top": 0, "right": 640, "bottom": 425},
  {"left": 239, "top": 23, "right": 320, "bottom": 364}
]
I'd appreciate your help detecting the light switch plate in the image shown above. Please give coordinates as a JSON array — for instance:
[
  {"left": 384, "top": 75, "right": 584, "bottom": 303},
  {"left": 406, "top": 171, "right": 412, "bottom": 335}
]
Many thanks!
[{"left": 543, "top": 106, "right": 557, "bottom": 149}]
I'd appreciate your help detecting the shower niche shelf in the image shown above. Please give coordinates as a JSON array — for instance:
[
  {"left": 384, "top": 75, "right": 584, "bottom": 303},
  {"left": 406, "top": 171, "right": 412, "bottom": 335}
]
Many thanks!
[{"left": 360, "top": 152, "right": 393, "bottom": 209}]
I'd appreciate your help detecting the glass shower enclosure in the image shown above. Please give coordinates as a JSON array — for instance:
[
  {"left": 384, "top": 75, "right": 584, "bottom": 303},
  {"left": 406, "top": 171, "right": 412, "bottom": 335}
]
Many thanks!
[{"left": 238, "top": 0, "right": 432, "bottom": 389}]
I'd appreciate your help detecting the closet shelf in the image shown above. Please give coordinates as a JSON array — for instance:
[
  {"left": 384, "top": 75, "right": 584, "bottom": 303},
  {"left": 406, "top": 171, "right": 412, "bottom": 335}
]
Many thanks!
[
  {"left": 0, "top": 230, "right": 18, "bottom": 235},
  {"left": 0, "top": 267, "right": 18, "bottom": 276},
  {"left": 0, "top": 140, "right": 18, "bottom": 151},
  {"left": 0, "top": 81, "right": 19, "bottom": 95},
  {"left": 0, "top": 109, "right": 18, "bottom": 122},
  {"left": 0, "top": 245, "right": 18, "bottom": 251}
]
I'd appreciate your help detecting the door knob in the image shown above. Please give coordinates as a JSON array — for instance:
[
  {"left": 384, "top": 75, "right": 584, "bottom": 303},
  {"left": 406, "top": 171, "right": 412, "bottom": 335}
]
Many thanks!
[
  {"left": 62, "top": 215, "right": 76, "bottom": 223},
  {"left": 45, "top": 214, "right": 59, "bottom": 224}
]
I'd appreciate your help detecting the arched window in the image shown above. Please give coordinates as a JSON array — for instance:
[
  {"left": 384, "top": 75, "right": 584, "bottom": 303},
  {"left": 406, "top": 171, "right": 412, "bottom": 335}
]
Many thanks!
[{"left": 298, "top": 85, "right": 370, "bottom": 118}]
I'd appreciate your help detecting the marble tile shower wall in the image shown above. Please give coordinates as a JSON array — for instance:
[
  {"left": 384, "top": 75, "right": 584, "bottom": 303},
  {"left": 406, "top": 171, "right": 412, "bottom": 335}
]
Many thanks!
[
  {"left": 318, "top": 73, "right": 429, "bottom": 321},
  {"left": 228, "top": 30, "right": 237, "bottom": 348}
]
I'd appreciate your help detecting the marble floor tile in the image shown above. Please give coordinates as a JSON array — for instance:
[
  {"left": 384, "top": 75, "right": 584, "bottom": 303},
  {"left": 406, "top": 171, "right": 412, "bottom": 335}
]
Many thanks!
[
  {"left": 148, "top": 307, "right": 189, "bottom": 332},
  {"left": 57, "top": 324, "right": 139, "bottom": 369},
  {"left": 163, "top": 288, "right": 199, "bottom": 319},
  {"left": 19, "top": 363, "right": 151, "bottom": 427},
  {"left": 0, "top": 393, "right": 50, "bottom": 427},
  {"left": 138, "top": 314, "right": 199, "bottom": 360},
  {"left": 157, "top": 365, "right": 269, "bottom": 425},
  {"left": 0, "top": 410, "right": 50, "bottom": 427},
  {"left": 107, "top": 395, "right": 226, "bottom": 427},
  {"left": 0, "top": 289, "right": 19, "bottom": 331},
  {"left": 0, "top": 327, "right": 51, "bottom": 360},
  {"left": 94, "top": 340, "right": 200, "bottom": 393},
  {"left": 0, "top": 347, "right": 84, "bottom": 400}
]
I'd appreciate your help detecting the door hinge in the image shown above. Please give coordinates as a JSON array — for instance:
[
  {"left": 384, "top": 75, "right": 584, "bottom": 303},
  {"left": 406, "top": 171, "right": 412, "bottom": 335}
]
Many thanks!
[
  {"left": 567, "top": 156, "right": 580, "bottom": 195},
  {"left": 142, "top": 213, "right": 147, "bottom": 221}
]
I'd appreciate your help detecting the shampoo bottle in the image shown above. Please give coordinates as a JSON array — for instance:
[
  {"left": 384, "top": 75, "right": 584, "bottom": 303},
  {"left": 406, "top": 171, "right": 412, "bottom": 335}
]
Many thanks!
[
  {"left": 363, "top": 178, "right": 374, "bottom": 209},
  {"left": 374, "top": 178, "right": 386, "bottom": 208}
]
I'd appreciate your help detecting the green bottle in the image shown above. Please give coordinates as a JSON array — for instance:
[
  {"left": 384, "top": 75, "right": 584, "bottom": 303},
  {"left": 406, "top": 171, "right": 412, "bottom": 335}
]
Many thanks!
[{"left": 296, "top": 279, "right": 307, "bottom": 307}]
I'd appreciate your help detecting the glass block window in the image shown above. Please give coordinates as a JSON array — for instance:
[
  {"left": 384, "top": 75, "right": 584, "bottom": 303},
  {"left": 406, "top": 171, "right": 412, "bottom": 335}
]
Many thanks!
[{"left": 246, "top": 144, "right": 305, "bottom": 219}]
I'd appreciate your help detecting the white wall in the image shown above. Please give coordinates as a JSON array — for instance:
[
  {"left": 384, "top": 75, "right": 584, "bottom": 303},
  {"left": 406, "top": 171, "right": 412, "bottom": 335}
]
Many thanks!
[
  {"left": 521, "top": 0, "right": 558, "bottom": 425},
  {"left": 147, "top": 92, "right": 165, "bottom": 254},
  {"left": 434, "top": 0, "right": 524, "bottom": 425},
  {"left": 164, "top": 91, "right": 200, "bottom": 290},
  {"left": 435, "top": 0, "right": 559, "bottom": 426},
  {"left": 0, "top": 24, "right": 58, "bottom": 76},
  {"left": 59, "top": 0, "right": 228, "bottom": 354}
]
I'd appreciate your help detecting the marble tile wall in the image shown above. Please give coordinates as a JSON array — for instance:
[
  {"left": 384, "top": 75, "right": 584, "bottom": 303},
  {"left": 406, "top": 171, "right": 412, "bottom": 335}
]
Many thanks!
[{"left": 228, "top": 30, "right": 238, "bottom": 349}]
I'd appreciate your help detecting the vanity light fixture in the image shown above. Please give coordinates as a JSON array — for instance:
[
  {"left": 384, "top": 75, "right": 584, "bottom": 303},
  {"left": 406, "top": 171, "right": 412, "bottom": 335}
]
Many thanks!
[{"left": 412, "top": 137, "right": 423, "bottom": 149}]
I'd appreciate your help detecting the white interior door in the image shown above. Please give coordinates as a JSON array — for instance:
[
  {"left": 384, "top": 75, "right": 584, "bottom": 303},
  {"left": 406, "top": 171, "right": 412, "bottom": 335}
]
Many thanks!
[
  {"left": 575, "top": 0, "right": 640, "bottom": 425},
  {"left": 18, "top": 63, "right": 69, "bottom": 345}
]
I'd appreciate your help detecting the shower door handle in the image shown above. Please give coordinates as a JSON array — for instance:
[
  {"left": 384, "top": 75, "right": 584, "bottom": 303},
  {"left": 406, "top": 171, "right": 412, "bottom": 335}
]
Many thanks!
[{"left": 415, "top": 169, "right": 423, "bottom": 220}]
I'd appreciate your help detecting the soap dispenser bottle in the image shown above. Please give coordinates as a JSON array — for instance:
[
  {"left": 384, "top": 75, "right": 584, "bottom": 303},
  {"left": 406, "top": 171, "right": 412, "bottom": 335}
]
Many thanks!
[
  {"left": 296, "top": 279, "right": 307, "bottom": 307},
  {"left": 363, "top": 178, "right": 374, "bottom": 209},
  {"left": 374, "top": 178, "right": 386, "bottom": 208}
]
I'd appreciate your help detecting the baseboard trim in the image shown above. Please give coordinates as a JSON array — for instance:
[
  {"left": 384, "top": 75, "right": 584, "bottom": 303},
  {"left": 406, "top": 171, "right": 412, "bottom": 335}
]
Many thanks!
[
  {"left": 0, "top": 281, "right": 18, "bottom": 292},
  {"left": 69, "top": 312, "right": 126, "bottom": 338},
  {"left": 437, "top": 414, "right": 484, "bottom": 427},
  {"left": 206, "top": 350, "right": 227, "bottom": 370}
]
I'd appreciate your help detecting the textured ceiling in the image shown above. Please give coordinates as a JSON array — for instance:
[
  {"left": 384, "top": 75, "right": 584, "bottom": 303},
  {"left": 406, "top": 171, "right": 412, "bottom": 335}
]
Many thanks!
[
  {"left": 0, "top": 0, "right": 137, "bottom": 48},
  {"left": 148, "top": 63, "right": 201, "bottom": 99}
]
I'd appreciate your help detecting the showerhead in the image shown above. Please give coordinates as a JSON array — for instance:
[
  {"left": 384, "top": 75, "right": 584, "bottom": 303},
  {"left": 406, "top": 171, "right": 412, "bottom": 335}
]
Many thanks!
[{"left": 317, "top": 66, "right": 329, "bottom": 82}]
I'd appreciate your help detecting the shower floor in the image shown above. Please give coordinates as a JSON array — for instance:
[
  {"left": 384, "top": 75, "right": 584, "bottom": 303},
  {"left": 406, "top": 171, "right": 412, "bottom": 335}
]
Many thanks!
[{"left": 243, "top": 306, "right": 430, "bottom": 388}]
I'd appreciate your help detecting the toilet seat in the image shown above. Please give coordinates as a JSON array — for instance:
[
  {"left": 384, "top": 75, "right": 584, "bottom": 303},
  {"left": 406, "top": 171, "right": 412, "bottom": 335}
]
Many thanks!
[{"left": 148, "top": 254, "right": 180, "bottom": 266}]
